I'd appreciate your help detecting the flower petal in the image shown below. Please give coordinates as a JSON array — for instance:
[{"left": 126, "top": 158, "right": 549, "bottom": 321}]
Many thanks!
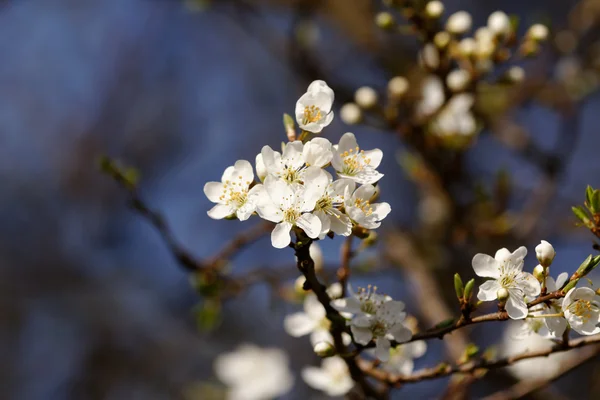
[
  {"left": 477, "top": 280, "right": 501, "bottom": 301},
  {"left": 375, "top": 337, "right": 391, "bottom": 362},
  {"left": 506, "top": 290, "right": 527, "bottom": 320},
  {"left": 494, "top": 248, "right": 512, "bottom": 262},
  {"left": 363, "top": 148, "right": 383, "bottom": 169},
  {"left": 282, "top": 141, "right": 305, "bottom": 169},
  {"left": 350, "top": 325, "right": 373, "bottom": 345},
  {"left": 472, "top": 254, "right": 500, "bottom": 278},
  {"left": 265, "top": 175, "right": 294, "bottom": 209},
  {"left": 296, "top": 213, "right": 322, "bottom": 239},
  {"left": 207, "top": 204, "right": 234, "bottom": 219},
  {"left": 389, "top": 324, "right": 412, "bottom": 343},
  {"left": 271, "top": 222, "right": 293, "bottom": 249},
  {"left": 329, "top": 209, "right": 352, "bottom": 236},
  {"left": 233, "top": 159, "right": 254, "bottom": 184},
  {"left": 555, "top": 272, "right": 569, "bottom": 290},
  {"left": 519, "top": 273, "right": 541, "bottom": 297},
  {"left": 204, "top": 182, "right": 224, "bottom": 203},
  {"left": 283, "top": 312, "right": 316, "bottom": 337}
]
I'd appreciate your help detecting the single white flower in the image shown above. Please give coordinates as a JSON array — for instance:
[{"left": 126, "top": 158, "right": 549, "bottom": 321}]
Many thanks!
[
  {"left": 332, "top": 286, "right": 412, "bottom": 361},
  {"left": 345, "top": 184, "right": 391, "bottom": 230},
  {"left": 416, "top": 75, "right": 445, "bottom": 118},
  {"left": 562, "top": 287, "right": 600, "bottom": 335},
  {"left": 425, "top": 1, "right": 444, "bottom": 19},
  {"left": 473, "top": 246, "right": 541, "bottom": 320},
  {"left": 340, "top": 103, "right": 362, "bottom": 125},
  {"left": 446, "top": 69, "right": 470, "bottom": 92},
  {"left": 430, "top": 94, "right": 476, "bottom": 138},
  {"left": 331, "top": 132, "right": 384, "bottom": 184},
  {"left": 295, "top": 80, "right": 335, "bottom": 133},
  {"left": 388, "top": 76, "right": 409, "bottom": 99},
  {"left": 535, "top": 240, "right": 556, "bottom": 267},
  {"left": 302, "top": 356, "right": 354, "bottom": 397},
  {"left": 257, "top": 175, "right": 323, "bottom": 248},
  {"left": 214, "top": 344, "right": 294, "bottom": 400},
  {"left": 259, "top": 139, "right": 332, "bottom": 185},
  {"left": 378, "top": 340, "right": 427, "bottom": 376},
  {"left": 204, "top": 160, "right": 262, "bottom": 220},
  {"left": 487, "top": 11, "right": 511, "bottom": 37},
  {"left": 421, "top": 43, "right": 440, "bottom": 70},
  {"left": 355, "top": 86, "right": 378, "bottom": 109},
  {"left": 310, "top": 171, "right": 354, "bottom": 238},
  {"left": 501, "top": 321, "right": 580, "bottom": 381},
  {"left": 528, "top": 24, "right": 549, "bottom": 42},
  {"left": 446, "top": 11, "right": 472, "bottom": 35},
  {"left": 519, "top": 273, "right": 568, "bottom": 339},
  {"left": 284, "top": 293, "right": 335, "bottom": 346}
]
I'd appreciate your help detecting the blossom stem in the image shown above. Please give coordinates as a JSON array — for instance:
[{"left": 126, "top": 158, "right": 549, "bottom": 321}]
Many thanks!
[{"left": 526, "top": 312, "right": 564, "bottom": 319}]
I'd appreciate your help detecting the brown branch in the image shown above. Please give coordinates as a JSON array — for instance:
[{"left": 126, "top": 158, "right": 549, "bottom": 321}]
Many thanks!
[
  {"left": 482, "top": 345, "right": 600, "bottom": 400},
  {"left": 206, "top": 221, "right": 273, "bottom": 269},
  {"left": 337, "top": 235, "right": 354, "bottom": 297},
  {"left": 359, "top": 333, "right": 600, "bottom": 385}
]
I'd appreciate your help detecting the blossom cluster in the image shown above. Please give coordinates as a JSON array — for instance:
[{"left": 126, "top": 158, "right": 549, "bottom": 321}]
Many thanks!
[
  {"left": 204, "top": 80, "right": 391, "bottom": 248},
  {"left": 472, "top": 241, "right": 600, "bottom": 337}
]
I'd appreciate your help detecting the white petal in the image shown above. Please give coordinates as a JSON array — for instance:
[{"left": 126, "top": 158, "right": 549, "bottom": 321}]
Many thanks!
[
  {"left": 314, "top": 210, "right": 331, "bottom": 238},
  {"left": 329, "top": 210, "right": 352, "bottom": 236},
  {"left": 204, "top": 182, "right": 224, "bottom": 203},
  {"left": 337, "top": 132, "right": 359, "bottom": 153},
  {"left": 221, "top": 165, "right": 236, "bottom": 182},
  {"left": 271, "top": 222, "right": 293, "bottom": 249},
  {"left": 304, "top": 294, "right": 326, "bottom": 320},
  {"left": 283, "top": 312, "right": 316, "bottom": 337},
  {"left": 519, "top": 273, "right": 541, "bottom": 297},
  {"left": 303, "top": 137, "right": 333, "bottom": 167},
  {"left": 353, "top": 184, "right": 376, "bottom": 201},
  {"left": 389, "top": 324, "right": 412, "bottom": 343},
  {"left": 260, "top": 145, "right": 279, "bottom": 173},
  {"left": 207, "top": 204, "right": 234, "bottom": 219},
  {"left": 472, "top": 254, "right": 501, "bottom": 278},
  {"left": 331, "top": 296, "right": 362, "bottom": 314},
  {"left": 375, "top": 337, "right": 391, "bottom": 362},
  {"left": 256, "top": 201, "right": 283, "bottom": 223},
  {"left": 506, "top": 290, "right": 527, "bottom": 320},
  {"left": 363, "top": 148, "right": 383, "bottom": 169},
  {"left": 233, "top": 159, "right": 254, "bottom": 184},
  {"left": 352, "top": 169, "right": 384, "bottom": 185},
  {"left": 331, "top": 152, "right": 344, "bottom": 172},
  {"left": 321, "top": 111, "right": 334, "bottom": 128},
  {"left": 265, "top": 175, "right": 294, "bottom": 209},
  {"left": 477, "top": 280, "right": 501, "bottom": 301},
  {"left": 296, "top": 213, "right": 322, "bottom": 239},
  {"left": 555, "top": 272, "right": 569, "bottom": 290},
  {"left": 544, "top": 313, "right": 567, "bottom": 338},
  {"left": 310, "top": 329, "right": 333, "bottom": 347},
  {"left": 372, "top": 202, "right": 391, "bottom": 220},
  {"left": 494, "top": 248, "right": 512, "bottom": 262},
  {"left": 301, "top": 367, "right": 330, "bottom": 391},
  {"left": 236, "top": 203, "right": 255, "bottom": 221},
  {"left": 255, "top": 153, "right": 267, "bottom": 181},
  {"left": 307, "top": 80, "right": 335, "bottom": 104},
  {"left": 282, "top": 141, "right": 305, "bottom": 169},
  {"left": 351, "top": 325, "right": 373, "bottom": 345},
  {"left": 406, "top": 340, "right": 427, "bottom": 358},
  {"left": 511, "top": 246, "right": 528, "bottom": 261}
]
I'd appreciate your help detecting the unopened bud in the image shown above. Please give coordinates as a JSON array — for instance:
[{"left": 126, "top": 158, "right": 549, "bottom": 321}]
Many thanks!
[
  {"left": 562, "top": 278, "right": 579, "bottom": 294},
  {"left": 528, "top": 24, "right": 549, "bottom": 42},
  {"left": 535, "top": 240, "right": 556, "bottom": 268},
  {"left": 457, "top": 38, "right": 476, "bottom": 57},
  {"left": 294, "top": 275, "right": 307, "bottom": 294},
  {"left": 340, "top": 103, "right": 362, "bottom": 125},
  {"left": 421, "top": 43, "right": 440, "bottom": 70},
  {"left": 454, "top": 273, "right": 464, "bottom": 299},
  {"left": 446, "top": 69, "right": 471, "bottom": 92},
  {"left": 533, "top": 264, "right": 545, "bottom": 282},
  {"left": 446, "top": 11, "right": 472, "bottom": 35},
  {"left": 355, "top": 86, "right": 378, "bottom": 109},
  {"left": 283, "top": 113, "right": 296, "bottom": 141},
  {"left": 425, "top": 1, "right": 444, "bottom": 19},
  {"left": 313, "top": 342, "right": 336, "bottom": 357},
  {"left": 487, "top": 11, "right": 511, "bottom": 37},
  {"left": 464, "top": 279, "right": 475, "bottom": 300},
  {"left": 497, "top": 287, "right": 509, "bottom": 304},
  {"left": 310, "top": 242, "right": 324, "bottom": 272},
  {"left": 376, "top": 12, "right": 395, "bottom": 31},
  {"left": 388, "top": 76, "right": 409, "bottom": 98},
  {"left": 434, "top": 31, "right": 451, "bottom": 49},
  {"left": 505, "top": 66, "right": 525, "bottom": 84}
]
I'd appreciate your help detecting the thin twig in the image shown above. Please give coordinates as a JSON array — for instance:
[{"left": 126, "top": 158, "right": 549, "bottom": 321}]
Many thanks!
[{"left": 337, "top": 235, "right": 354, "bottom": 297}]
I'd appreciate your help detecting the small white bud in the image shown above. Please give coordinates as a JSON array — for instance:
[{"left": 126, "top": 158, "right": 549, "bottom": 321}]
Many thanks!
[
  {"left": 421, "top": 43, "right": 440, "bottom": 70},
  {"left": 294, "top": 275, "right": 306, "bottom": 294},
  {"left": 310, "top": 242, "right": 324, "bottom": 272},
  {"left": 355, "top": 86, "right": 378, "bottom": 109},
  {"left": 387, "top": 76, "right": 409, "bottom": 98},
  {"left": 446, "top": 69, "right": 471, "bottom": 92},
  {"left": 497, "top": 287, "right": 509, "bottom": 303},
  {"left": 446, "top": 11, "right": 472, "bottom": 35},
  {"left": 434, "top": 31, "right": 451, "bottom": 49},
  {"left": 313, "top": 342, "right": 336, "bottom": 357},
  {"left": 533, "top": 264, "right": 545, "bottom": 282},
  {"left": 528, "top": 24, "right": 549, "bottom": 42},
  {"left": 457, "top": 38, "right": 476, "bottom": 57},
  {"left": 425, "top": 1, "right": 444, "bottom": 19},
  {"left": 340, "top": 103, "right": 362, "bottom": 125},
  {"left": 506, "top": 66, "right": 525, "bottom": 83},
  {"left": 487, "top": 11, "right": 512, "bottom": 37},
  {"left": 475, "top": 27, "right": 494, "bottom": 43},
  {"left": 475, "top": 36, "right": 495, "bottom": 59},
  {"left": 535, "top": 240, "right": 556, "bottom": 268}
]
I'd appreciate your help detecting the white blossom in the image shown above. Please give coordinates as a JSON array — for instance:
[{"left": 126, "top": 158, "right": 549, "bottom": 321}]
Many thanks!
[
  {"left": 332, "top": 286, "right": 412, "bottom": 361},
  {"left": 446, "top": 69, "right": 471, "bottom": 92},
  {"left": 257, "top": 174, "right": 324, "bottom": 248},
  {"left": 340, "top": 103, "right": 362, "bottom": 125},
  {"left": 430, "top": 94, "right": 476, "bottom": 138},
  {"left": 310, "top": 171, "right": 354, "bottom": 238},
  {"left": 284, "top": 292, "right": 336, "bottom": 346},
  {"left": 355, "top": 86, "right": 378, "bottom": 109},
  {"left": 501, "top": 322, "right": 579, "bottom": 381},
  {"left": 425, "top": 1, "right": 444, "bottom": 19},
  {"left": 204, "top": 160, "right": 262, "bottom": 220},
  {"left": 302, "top": 357, "right": 354, "bottom": 397},
  {"left": 258, "top": 139, "right": 332, "bottom": 186},
  {"left": 295, "top": 80, "right": 334, "bottom": 133},
  {"left": 562, "top": 287, "right": 600, "bottom": 335},
  {"left": 535, "top": 240, "right": 556, "bottom": 267},
  {"left": 214, "top": 344, "right": 294, "bottom": 400},
  {"left": 487, "top": 11, "right": 511, "bottom": 37},
  {"left": 332, "top": 132, "right": 384, "bottom": 184},
  {"left": 446, "top": 11, "right": 472, "bottom": 35},
  {"left": 345, "top": 184, "right": 391, "bottom": 230},
  {"left": 528, "top": 24, "right": 549, "bottom": 42},
  {"left": 416, "top": 76, "right": 445, "bottom": 118},
  {"left": 473, "top": 246, "right": 541, "bottom": 320},
  {"left": 421, "top": 43, "right": 440, "bottom": 70},
  {"left": 378, "top": 340, "right": 427, "bottom": 376},
  {"left": 387, "top": 76, "right": 409, "bottom": 99}
]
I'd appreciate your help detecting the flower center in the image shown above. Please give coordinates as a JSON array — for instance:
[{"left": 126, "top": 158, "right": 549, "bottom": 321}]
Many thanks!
[
  {"left": 341, "top": 147, "right": 371, "bottom": 176},
  {"left": 499, "top": 262, "right": 520, "bottom": 289},
  {"left": 357, "top": 285, "right": 384, "bottom": 314},
  {"left": 303, "top": 105, "right": 323, "bottom": 125},
  {"left": 371, "top": 320, "right": 387, "bottom": 337},
  {"left": 220, "top": 178, "right": 250, "bottom": 208},
  {"left": 569, "top": 299, "right": 599, "bottom": 322},
  {"left": 353, "top": 198, "right": 373, "bottom": 216},
  {"left": 283, "top": 208, "right": 300, "bottom": 223}
]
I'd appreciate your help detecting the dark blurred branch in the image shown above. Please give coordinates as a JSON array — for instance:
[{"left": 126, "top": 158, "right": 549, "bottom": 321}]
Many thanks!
[{"left": 337, "top": 235, "right": 354, "bottom": 297}]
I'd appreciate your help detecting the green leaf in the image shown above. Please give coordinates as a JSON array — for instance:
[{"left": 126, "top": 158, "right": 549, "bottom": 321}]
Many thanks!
[
  {"left": 572, "top": 206, "right": 591, "bottom": 225},
  {"left": 591, "top": 189, "right": 600, "bottom": 214}
]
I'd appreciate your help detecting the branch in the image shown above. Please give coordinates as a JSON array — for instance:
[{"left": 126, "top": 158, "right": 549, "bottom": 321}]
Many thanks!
[
  {"left": 337, "top": 235, "right": 354, "bottom": 297},
  {"left": 359, "top": 334, "right": 600, "bottom": 384}
]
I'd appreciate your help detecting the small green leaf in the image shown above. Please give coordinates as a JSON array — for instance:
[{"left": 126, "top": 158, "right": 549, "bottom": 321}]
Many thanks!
[
  {"left": 454, "top": 273, "right": 464, "bottom": 299},
  {"left": 464, "top": 279, "right": 475, "bottom": 301},
  {"left": 572, "top": 206, "right": 591, "bottom": 225},
  {"left": 591, "top": 190, "right": 600, "bottom": 214}
]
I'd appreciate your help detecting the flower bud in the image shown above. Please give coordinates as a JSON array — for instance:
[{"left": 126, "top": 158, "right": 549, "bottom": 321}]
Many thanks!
[
  {"left": 446, "top": 11, "right": 472, "bottom": 35},
  {"left": 355, "top": 86, "right": 378, "bottom": 109},
  {"left": 528, "top": 24, "right": 549, "bottom": 42},
  {"left": 535, "top": 240, "right": 555, "bottom": 268},
  {"left": 457, "top": 38, "right": 476, "bottom": 57},
  {"left": 425, "top": 1, "right": 444, "bottom": 19},
  {"left": 464, "top": 278, "right": 475, "bottom": 300},
  {"left": 487, "top": 11, "right": 511, "bottom": 37},
  {"left": 294, "top": 275, "right": 307, "bottom": 294},
  {"left": 375, "top": 12, "right": 395, "bottom": 31},
  {"left": 533, "top": 264, "right": 545, "bottom": 282},
  {"left": 497, "top": 287, "right": 509, "bottom": 304},
  {"left": 313, "top": 342, "right": 336, "bottom": 357},
  {"left": 340, "top": 103, "right": 362, "bottom": 125},
  {"left": 310, "top": 242, "right": 324, "bottom": 272},
  {"left": 446, "top": 69, "right": 471, "bottom": 92},
  {"left": 505, "top": 66, "right": 525, "bottom": 84},
  {"left": 387, "top": 76, "right": 409, "bottom": 99},
  {"left": 421, "top": 43, "right": 440, "bottom": 70},
  {"left": 454, "top": 273, "right": 464, "bottom": 299},
  {"left": 434, "top": 31, "right": 451, "bottom": 49}
]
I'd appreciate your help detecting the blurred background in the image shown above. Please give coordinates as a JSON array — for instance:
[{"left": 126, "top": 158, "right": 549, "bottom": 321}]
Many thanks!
[{"left": 1, "top": 0, "right": 599, "bottom": 398}]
